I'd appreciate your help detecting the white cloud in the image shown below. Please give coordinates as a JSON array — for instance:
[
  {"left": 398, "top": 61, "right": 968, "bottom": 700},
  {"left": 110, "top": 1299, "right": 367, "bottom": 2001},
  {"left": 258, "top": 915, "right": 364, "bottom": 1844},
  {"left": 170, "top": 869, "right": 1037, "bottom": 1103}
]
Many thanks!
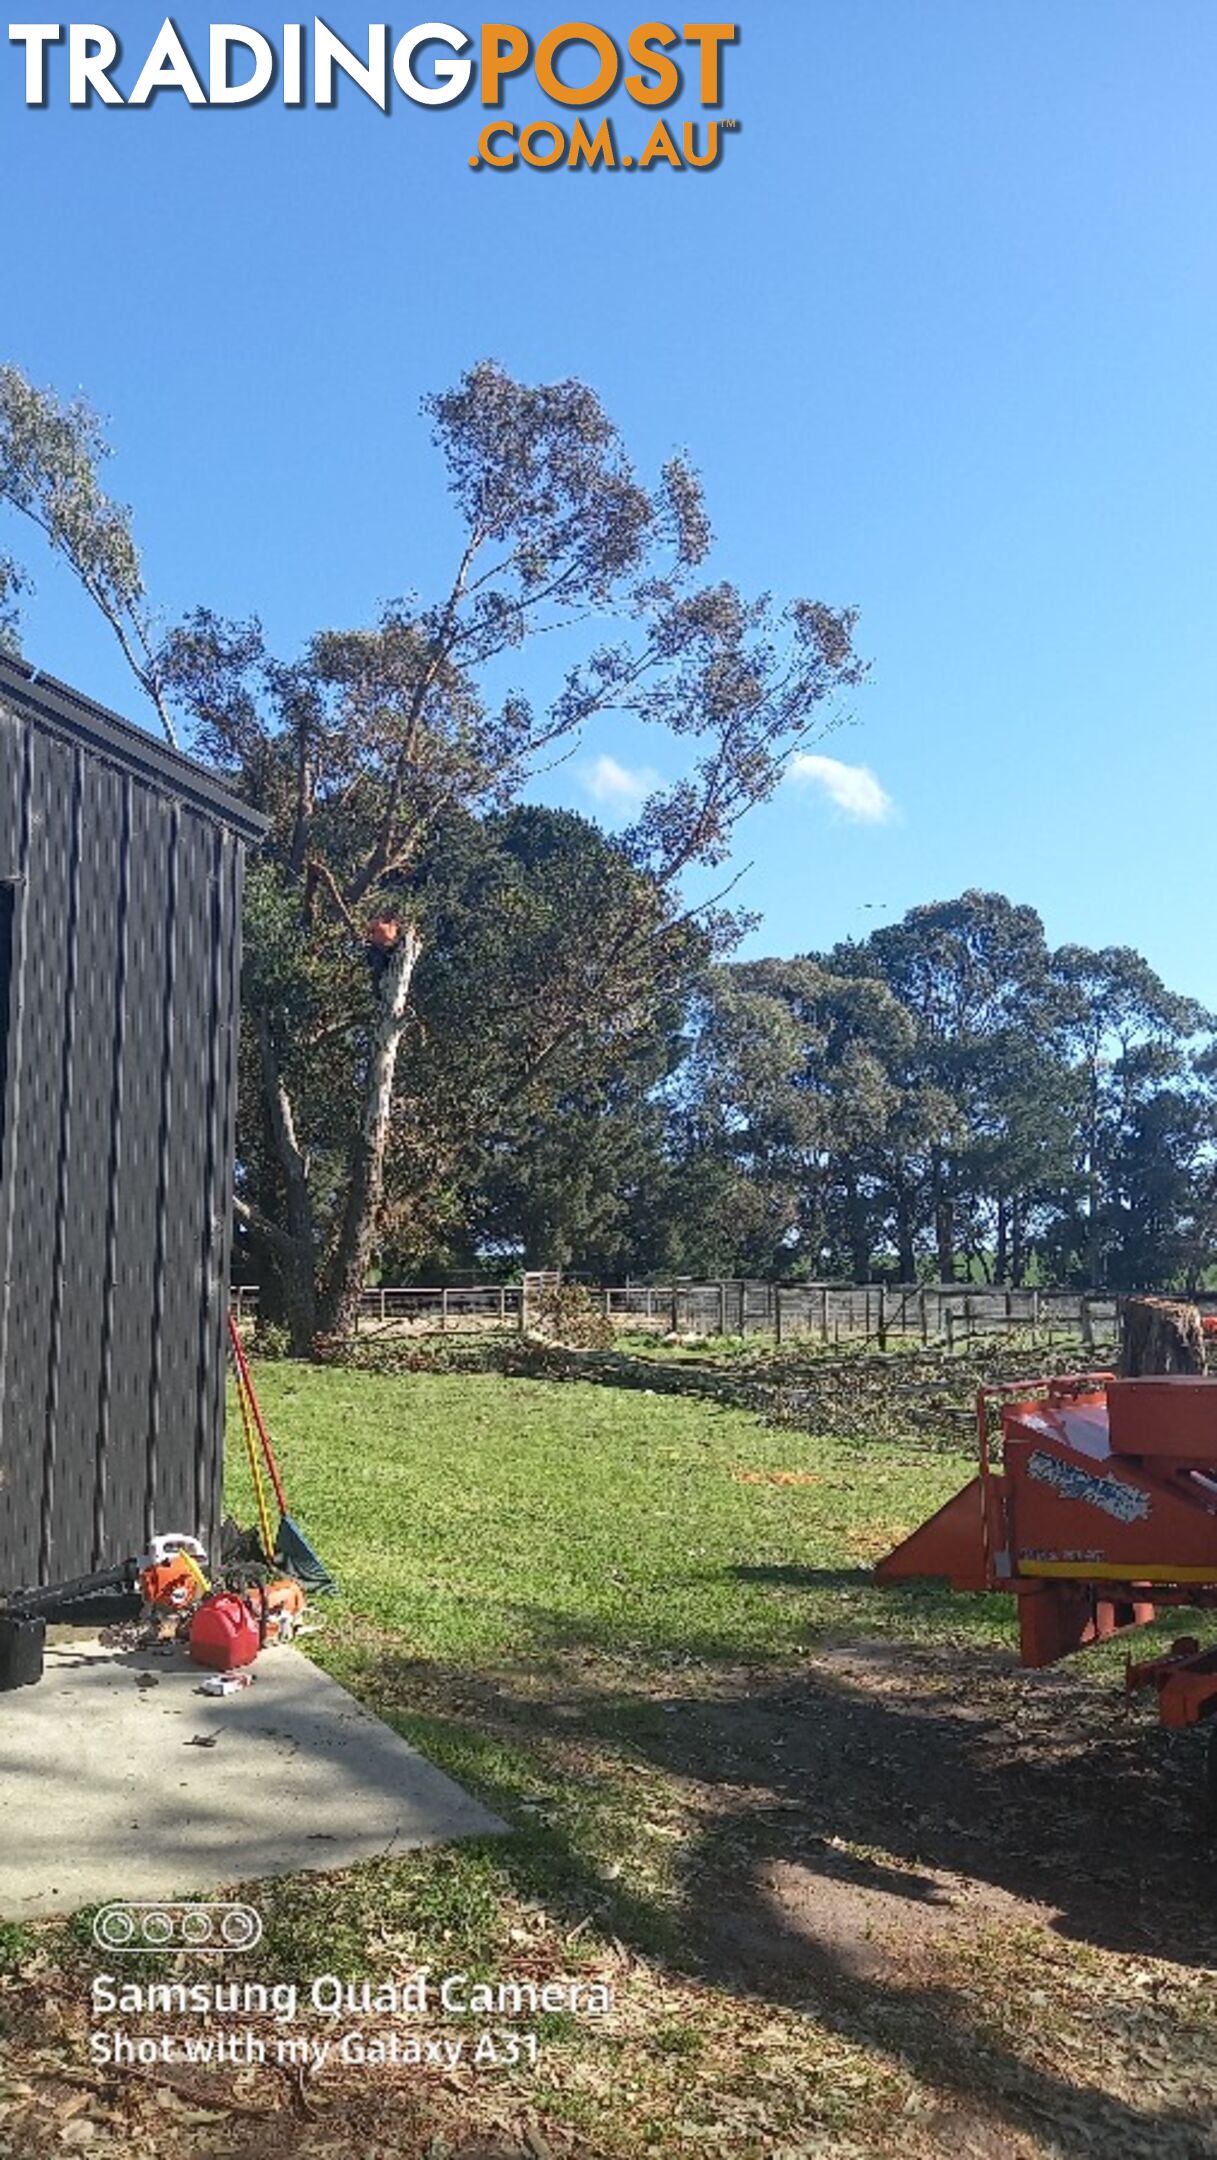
[
  {"left": 787, "top": 753, "right": 894, "bottom": 825},
  {"left": 582, "top": 754, "right": 661, "bottom": 816}
]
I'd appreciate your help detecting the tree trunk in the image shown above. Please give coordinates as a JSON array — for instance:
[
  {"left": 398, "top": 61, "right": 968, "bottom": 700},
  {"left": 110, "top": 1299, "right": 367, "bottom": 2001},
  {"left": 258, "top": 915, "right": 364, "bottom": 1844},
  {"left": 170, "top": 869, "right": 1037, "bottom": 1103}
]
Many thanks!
[
  {"left": 321, "top": 925, "right": 422, "bottom": 1335},
  {"left": 276, "top": 1243, "right": 319, "bottom": 1359},
  {"left": 842, "top": 1165, "right": 869, "bottom": 1283},
  {"left": 1119, "top": 1295, "right": 1205, "bottom": 1376},
  {"left": 1085, "top": 1063, "right": 1103, "bottom": 1286},
  {"left": 933, "top": 1182, "right": 954, "bottom": 1282},
  {"left": 995, "top": 1196, "right": 1008, "bottom": 1285},
  {"left": 1011, "top": 1195, "right": 1025, "bottom": 1288},
  {"left": 895, "top": 1192, "right": 916, "bottom": 1283},
  {"left": 255, "top": 1009, "right": 317, "bottom": 1355}
]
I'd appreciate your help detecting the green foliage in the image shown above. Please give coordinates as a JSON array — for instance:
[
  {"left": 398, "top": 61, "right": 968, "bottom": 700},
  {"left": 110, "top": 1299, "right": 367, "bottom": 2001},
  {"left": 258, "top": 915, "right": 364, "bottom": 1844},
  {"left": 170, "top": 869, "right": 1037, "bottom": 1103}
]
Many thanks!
[
  {"left": 162, "top": 360, "right": 864, "bottom": 1334},
  {"left": 0, "top": 551, "right": 27, "bottom": 654},
  {"left": 657, "top": 890, "right": 1217, "bottom": 1292},
  {"left": 251, "top": 1316, "right": 292, "bottom": 1361},
  {"left": 0, "top": 1918, "right": 33, "bottom": 1975},
  {"left": 0, "top": 365, "right": 141, "bottom": 609},
  {"left": 0, "top": 364, "right": 176, "bottom": 741}
]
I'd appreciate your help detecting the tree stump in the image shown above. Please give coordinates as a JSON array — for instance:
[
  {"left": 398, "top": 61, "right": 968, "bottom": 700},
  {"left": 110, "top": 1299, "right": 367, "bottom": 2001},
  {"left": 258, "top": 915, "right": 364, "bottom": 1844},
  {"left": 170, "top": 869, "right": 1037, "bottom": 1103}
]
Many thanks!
[{"left": 1119, "top": 1295, "right": 1205, "bottom": 1376}]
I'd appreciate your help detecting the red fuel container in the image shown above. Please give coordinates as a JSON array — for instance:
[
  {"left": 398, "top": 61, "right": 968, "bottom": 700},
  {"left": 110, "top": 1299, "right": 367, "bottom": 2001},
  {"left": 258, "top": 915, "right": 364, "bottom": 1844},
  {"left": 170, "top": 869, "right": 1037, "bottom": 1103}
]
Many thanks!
[{"left": 188, "top": 1590, "right": 262, "bottom": 1671}]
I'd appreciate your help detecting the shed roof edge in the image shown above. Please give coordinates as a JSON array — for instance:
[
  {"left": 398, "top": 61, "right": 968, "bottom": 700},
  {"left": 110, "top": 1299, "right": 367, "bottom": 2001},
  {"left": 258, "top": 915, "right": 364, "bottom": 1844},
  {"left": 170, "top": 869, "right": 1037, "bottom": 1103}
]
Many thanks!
[{"left": 0, "top": 653, "right": 270, "bottom": 843}]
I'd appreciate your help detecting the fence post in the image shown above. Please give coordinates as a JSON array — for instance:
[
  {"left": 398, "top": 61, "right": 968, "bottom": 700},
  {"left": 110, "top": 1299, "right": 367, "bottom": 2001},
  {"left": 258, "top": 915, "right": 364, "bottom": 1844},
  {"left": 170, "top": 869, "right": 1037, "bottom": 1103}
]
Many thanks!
[
  {"left": 877, "top": 1284, "right": 887, "bottom": 1351},
  {"left": 821, "top": 1286, "right": 829, "bottom": 1343},
  {"left": 919, "top": 1289, "right": 928, "bottom": 1346},
  {"left": 775, "top": 1286, "right": 784, "bottom": 1346},
  {"left": 1080, "top": 1295, "right": 1094, "bottom": 1350},
  {"left": 945, "top": 1306, "right": 955, "bottom": 1355},
  {"left": 671, "top": 1283, "right": 680, "bottom": 1334},
  {"left": 718, "top": 1280, "right": 727, "bottom": 1336},
  {"left": 441, "top": 1288, "right": 449, "bottom": 1333}
]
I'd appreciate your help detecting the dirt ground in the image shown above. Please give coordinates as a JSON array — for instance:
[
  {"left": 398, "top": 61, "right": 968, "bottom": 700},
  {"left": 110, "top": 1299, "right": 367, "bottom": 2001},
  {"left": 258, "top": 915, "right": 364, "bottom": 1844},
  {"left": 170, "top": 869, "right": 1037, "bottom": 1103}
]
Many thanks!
[
  {"left": 657, "top": 1638, "right": 1215, "bottom": 1975},
  {"left": 378, "top": 1629, "right": 1217, "bottom": 2158}
]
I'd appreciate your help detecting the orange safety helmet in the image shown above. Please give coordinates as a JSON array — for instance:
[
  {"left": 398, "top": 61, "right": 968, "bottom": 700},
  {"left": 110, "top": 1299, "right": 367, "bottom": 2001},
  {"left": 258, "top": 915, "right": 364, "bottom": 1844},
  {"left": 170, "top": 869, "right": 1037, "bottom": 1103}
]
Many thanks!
[{"left": 366, "top": 917, "right": 400, "bottom": 952}]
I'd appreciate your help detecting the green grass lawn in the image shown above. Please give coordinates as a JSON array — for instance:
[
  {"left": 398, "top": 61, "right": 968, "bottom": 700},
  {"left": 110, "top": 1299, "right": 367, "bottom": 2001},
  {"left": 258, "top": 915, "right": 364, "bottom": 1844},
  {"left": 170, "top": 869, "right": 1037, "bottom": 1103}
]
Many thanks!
[{"left": 229, "top": 1365, "right": 994, "bottom": 1669}]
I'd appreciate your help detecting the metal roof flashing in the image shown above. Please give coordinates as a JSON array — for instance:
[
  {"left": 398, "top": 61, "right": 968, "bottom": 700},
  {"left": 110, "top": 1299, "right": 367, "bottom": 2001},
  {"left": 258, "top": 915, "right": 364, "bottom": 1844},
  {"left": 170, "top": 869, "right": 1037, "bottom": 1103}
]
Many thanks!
[{"left": 0, "top": 653, "right": 269, "bottom": 844}]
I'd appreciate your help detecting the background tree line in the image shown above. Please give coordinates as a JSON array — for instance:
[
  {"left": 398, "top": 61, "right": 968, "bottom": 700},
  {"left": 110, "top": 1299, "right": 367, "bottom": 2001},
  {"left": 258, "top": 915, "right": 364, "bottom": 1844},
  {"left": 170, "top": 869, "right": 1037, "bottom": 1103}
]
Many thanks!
[{"left": 389, "top": 881, "right": 1217, "bottom": 1297}]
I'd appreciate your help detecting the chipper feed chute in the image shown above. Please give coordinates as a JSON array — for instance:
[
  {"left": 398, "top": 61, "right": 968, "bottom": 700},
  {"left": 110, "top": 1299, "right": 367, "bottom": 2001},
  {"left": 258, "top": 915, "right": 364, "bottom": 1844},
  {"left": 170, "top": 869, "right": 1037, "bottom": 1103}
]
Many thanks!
[{"left": 876, "top": 1373, "right": 1217, "bottom": 1777}]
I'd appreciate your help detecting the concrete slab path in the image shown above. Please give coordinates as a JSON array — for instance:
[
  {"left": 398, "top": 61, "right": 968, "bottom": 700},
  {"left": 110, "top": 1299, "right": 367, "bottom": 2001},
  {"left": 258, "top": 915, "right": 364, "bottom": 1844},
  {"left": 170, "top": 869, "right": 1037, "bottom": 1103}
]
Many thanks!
[{"left": 0, "top": 1635, "right": 506, "bottom": 1918}]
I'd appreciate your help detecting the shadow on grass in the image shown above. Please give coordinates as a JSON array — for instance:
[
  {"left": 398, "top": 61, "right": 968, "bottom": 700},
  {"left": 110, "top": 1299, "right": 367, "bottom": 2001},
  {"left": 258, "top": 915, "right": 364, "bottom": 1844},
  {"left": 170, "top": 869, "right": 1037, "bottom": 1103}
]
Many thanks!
[
  {"left": 731, "top": 1563, "right": 885, "bottom": 1590},
  {"left": 330, "top": 1614, "right": 1217, "bottom": 2160}
]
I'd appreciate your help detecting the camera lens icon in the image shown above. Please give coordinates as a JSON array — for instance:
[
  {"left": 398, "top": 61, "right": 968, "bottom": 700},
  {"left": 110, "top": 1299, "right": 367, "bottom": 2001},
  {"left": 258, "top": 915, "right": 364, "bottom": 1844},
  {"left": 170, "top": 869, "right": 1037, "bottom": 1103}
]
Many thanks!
[
  {"left": 92, "top": 1901, "right": 262, "bottom": 1954},
  {"left": 95, "top": 1906, "right": 137, "bottom": 1950},
  {"left": 220, "top": 1906, "right": 260, "bottom": 1949}
]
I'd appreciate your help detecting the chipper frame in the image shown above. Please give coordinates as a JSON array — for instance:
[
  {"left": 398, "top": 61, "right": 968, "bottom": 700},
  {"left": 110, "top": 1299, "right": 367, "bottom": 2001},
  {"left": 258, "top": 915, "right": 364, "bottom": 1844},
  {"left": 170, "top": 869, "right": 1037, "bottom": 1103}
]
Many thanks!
[{"left": 876, "top": 1372, "right": 1217, "bottom": 1786}]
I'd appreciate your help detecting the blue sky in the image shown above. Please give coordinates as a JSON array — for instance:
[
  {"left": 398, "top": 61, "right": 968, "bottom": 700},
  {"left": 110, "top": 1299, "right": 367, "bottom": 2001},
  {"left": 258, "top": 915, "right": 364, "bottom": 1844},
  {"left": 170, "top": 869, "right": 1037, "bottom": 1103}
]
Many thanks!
[{"left": 5, "top": 2, "right": 1217, "bottom": 1000}]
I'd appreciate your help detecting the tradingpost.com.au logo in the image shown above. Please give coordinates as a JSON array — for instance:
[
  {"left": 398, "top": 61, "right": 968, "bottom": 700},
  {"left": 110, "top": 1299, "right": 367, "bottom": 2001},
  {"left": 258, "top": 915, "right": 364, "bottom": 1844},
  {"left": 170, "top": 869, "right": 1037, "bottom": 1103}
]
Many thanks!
[{"left": 6, "top": 19, "right": 740, "bottom": 170}]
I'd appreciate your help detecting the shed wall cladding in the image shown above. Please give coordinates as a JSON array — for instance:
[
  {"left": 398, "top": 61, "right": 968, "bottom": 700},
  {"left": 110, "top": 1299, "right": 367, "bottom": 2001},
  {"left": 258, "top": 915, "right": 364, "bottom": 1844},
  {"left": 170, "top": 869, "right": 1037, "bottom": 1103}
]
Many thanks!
[{"left": 0, "top": 659, "right": 264, "bottom": 1588}]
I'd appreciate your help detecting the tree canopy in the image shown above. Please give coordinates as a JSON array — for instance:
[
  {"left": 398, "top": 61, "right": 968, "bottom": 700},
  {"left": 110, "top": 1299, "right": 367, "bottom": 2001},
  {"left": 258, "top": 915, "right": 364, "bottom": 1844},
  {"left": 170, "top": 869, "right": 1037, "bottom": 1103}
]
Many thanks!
[
  {"left": 628, "top": 893, "right": 1217, "bottom": 1289},
  {"left": 0, "top": 358, "right": 866, "bottom": 1341}
]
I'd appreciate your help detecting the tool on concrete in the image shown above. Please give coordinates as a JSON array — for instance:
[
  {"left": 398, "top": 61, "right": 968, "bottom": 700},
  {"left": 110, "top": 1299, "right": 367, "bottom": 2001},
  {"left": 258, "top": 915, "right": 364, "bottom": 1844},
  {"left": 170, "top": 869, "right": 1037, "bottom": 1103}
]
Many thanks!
[
  {"left": 232, "top": 1334, "right": 278, "bottom": 1564},
  {"left": 3, "top": 1535, "right": 209, "bottom": 1622},
  {"left": 0, "top": 1534, "right": 210, "bottom": 1689},
  {"left": 0, "top": 1612, "right": 47, "bottom": 1691}
]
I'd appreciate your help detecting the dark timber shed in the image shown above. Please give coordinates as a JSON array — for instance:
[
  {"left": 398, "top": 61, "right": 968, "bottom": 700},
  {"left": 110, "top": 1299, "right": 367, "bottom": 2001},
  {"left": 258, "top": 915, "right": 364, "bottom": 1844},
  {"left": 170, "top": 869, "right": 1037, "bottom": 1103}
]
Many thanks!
[{"left": 0, "top": 655, "right": 265, "bottom": 1590}]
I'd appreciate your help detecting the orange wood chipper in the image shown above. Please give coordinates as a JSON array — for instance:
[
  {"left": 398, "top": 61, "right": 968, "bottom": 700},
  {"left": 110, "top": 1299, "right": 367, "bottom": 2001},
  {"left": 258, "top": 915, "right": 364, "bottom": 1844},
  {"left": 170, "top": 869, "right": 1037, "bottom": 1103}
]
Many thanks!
[{"left": 876, "top": 1372, "right": 1217, "bottom": 1791}]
